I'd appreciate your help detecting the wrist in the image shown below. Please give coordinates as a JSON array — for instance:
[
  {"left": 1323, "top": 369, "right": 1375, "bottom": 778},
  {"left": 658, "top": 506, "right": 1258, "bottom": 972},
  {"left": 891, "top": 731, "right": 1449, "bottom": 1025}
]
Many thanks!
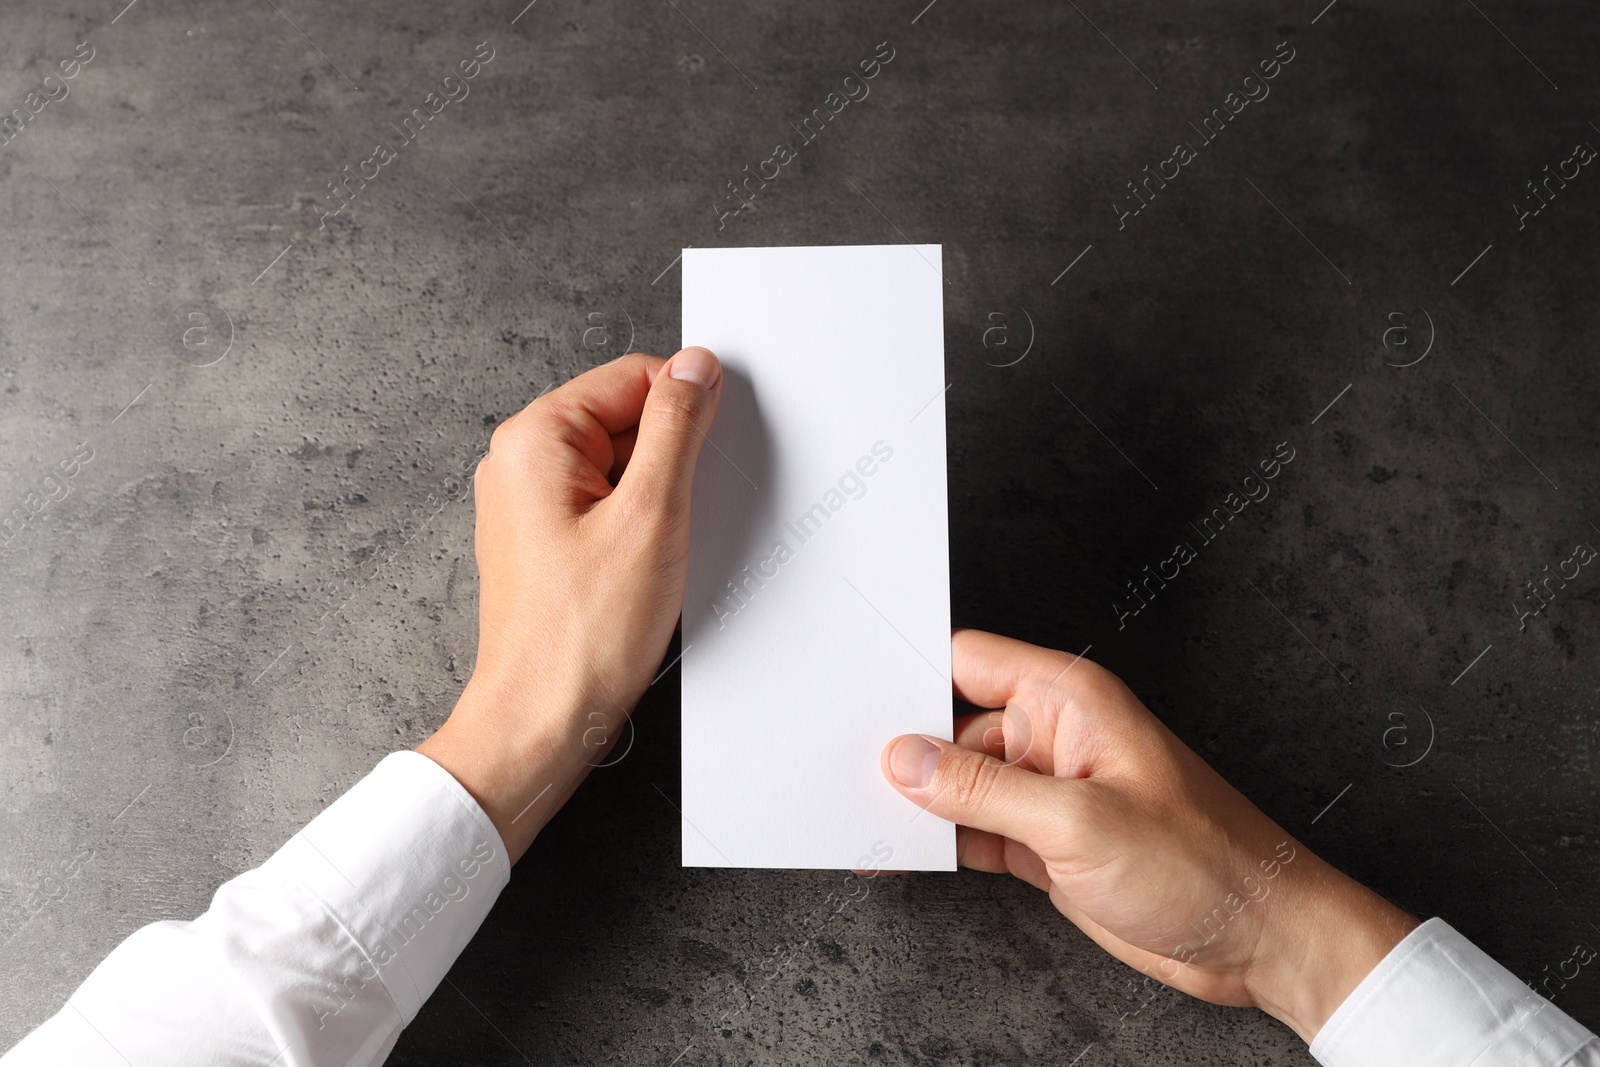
[
  {"left": 416, "top": 672, "right": 622, "bottom": 863},
  {"left": 1246, "top": 858, "right": 1419, "bottom": 1043}
]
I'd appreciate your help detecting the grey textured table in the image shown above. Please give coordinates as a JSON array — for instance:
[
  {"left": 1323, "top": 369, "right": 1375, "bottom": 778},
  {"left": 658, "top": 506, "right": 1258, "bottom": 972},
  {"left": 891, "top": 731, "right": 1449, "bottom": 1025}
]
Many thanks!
[{"left": 2, "top": 0, "right": 1597, "bottom": 1063}]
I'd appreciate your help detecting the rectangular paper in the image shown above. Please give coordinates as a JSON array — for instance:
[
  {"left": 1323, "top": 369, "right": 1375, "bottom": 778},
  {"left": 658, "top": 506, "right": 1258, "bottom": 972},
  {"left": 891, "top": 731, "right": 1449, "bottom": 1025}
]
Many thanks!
[{"left": 680, "top": 243, "right": 955, "bottom": 871}]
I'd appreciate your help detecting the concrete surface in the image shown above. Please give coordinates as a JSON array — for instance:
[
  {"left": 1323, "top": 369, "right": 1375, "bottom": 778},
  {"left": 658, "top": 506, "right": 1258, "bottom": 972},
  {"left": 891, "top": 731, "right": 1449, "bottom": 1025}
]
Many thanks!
[{"left": 2, "top": 0, "right": 1597, "bottom": 1062}]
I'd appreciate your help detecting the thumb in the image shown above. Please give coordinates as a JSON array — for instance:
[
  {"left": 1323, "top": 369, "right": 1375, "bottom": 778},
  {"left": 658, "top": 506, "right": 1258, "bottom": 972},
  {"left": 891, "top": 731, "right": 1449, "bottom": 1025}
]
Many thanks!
[
  {"left": 882, "top": 734, "right": 1064, "bottom": 846},
  {"left": 618, "top": 346, "right": 722, "bottom": 518}
]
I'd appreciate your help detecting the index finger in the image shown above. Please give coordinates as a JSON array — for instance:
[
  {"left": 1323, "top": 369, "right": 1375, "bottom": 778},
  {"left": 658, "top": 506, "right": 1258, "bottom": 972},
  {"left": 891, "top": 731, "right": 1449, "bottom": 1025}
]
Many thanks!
[
  {"left": 951, "top": 628, "right": 1075, "bottom": 709},
  {"left": 539, "top": 353, "right": 664, "bottom": 435},
  {"left": 496, "top": 354, "right": 664, "bottom": 482}
]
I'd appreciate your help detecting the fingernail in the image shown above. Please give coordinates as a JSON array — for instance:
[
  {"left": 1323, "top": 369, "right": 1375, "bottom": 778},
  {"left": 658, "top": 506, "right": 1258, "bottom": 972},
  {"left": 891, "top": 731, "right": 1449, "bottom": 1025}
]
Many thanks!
[
  {"left": 888, "top": 735, "right": 941, "bottom": 789},
  {"left": 668, "top": 346, "right": 720, "bottom": 390}
]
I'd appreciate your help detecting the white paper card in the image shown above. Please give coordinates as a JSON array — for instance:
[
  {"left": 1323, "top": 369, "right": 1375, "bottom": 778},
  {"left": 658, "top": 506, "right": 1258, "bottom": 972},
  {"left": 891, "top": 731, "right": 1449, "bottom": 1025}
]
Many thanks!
[{"left": 680, "top": 243, "right": 955, "bottom": 871}]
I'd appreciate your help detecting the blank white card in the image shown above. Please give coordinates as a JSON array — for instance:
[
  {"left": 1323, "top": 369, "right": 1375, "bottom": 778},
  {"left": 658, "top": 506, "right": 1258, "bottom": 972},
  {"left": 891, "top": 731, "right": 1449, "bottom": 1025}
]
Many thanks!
[{"left": 680, "top": 244, "right": 955, "bottom": 871}]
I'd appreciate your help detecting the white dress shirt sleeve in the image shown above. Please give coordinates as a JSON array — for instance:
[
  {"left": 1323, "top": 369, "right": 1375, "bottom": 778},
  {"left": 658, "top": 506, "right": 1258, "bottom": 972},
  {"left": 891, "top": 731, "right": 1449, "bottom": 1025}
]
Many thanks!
[
  {"left": 1, "top": 750, "right": 511, "bottom": 1067},
  {"left": 1312, "top": 917, "right": 1599, "bottom": 1067}
]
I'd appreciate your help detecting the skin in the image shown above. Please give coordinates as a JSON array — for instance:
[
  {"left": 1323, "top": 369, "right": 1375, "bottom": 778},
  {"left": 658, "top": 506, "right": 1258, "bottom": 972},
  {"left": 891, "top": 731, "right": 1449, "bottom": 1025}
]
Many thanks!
[
  {"left": 878, "top": 631, "right": 1417, "bottom": 1042},
  {"left": 418, "top": 347, "right": 722, "bottom": 862},
  {"left": 417, "top": 347, "right": 1415, "bottom": 1047}
]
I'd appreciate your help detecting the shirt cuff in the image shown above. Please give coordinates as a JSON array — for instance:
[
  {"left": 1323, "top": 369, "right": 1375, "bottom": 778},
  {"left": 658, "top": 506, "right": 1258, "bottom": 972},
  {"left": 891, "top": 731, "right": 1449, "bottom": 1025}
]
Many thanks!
[
  {"left": 193, "top": 750, "right": 511, "bottom": 1064},
  {"left": 1311, "top": 917, "right": 1597, "bottom": 1067}
]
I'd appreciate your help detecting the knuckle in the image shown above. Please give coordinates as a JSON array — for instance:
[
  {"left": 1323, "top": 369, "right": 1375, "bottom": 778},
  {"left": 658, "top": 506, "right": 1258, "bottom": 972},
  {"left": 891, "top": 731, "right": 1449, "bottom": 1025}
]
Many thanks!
[
  {"left": 649, "top": 388, "right": 705, "bottom": 431},
  {"left": 619, "top": 351, "right": 663, "bottom": 374},
  {"left": 487, "top": 418, "right": 525, "bottom": 457},
  {"left": 490, "top": 404, "right": 566, "bottom": 461},
  {"left": 1043, "top": 650, "right": 1115, "bottom": 707},
  {"left": 945, "top": 752, "right": 1002, "bottom": 809}
]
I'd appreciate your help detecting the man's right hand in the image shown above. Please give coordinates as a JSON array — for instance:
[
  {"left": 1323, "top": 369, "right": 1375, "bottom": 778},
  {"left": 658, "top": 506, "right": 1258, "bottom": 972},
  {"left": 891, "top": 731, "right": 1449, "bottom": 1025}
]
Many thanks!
[{"left": 879, "top": 629, "right": 1418, "bottom": 1043}]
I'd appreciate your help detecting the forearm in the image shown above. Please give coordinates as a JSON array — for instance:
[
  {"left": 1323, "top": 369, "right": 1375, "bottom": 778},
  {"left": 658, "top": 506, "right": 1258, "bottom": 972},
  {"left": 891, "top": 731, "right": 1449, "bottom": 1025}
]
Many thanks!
[{"left": 2, "top": 752, "right": 510, "bottom": 1067}]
